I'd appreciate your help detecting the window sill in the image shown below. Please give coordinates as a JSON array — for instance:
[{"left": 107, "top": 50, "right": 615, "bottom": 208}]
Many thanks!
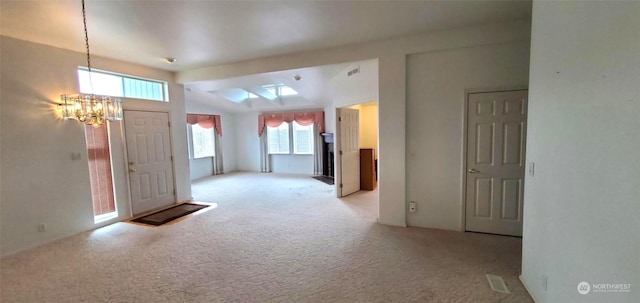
[
  {"left": 94, "top": 211, "right": 118, "bottom": 224},
  {"left": 270, "top": 153, "right": 313, "bottom": 156}
]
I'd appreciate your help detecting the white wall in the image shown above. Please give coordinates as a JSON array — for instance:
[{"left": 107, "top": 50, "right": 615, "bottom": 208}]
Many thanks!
[
  {"left": 349, "top": 103, "right": 379, "bottom": 152},
  {"left": 521, "top": 2, "right": 640, "bottom": 303},
  {"left": 0, "top": 36, "right": 190, "bottom": 256},
  {"left": 271, "top": 155, "right": 314, "bottom": 174},
  {"left": 185, "top": 99, "right": 239, "bottom": 179},
  {"left": 235, "top": 113, "right": 261, "bottom": 172},
  {"left": 324, "top": 103, "right": 336, "bottom": 133},
  {"left": 330, "top": 59, "right": 379, "bottom": 107},
  {"left": 177, "top": 21, "right": 531, "bottom": 227},
  {"left": 189, "top": 157, "right": 213, "bottom": 181},
  {"left": 406, "top": 41, "right": 530, "bottom": 231}
]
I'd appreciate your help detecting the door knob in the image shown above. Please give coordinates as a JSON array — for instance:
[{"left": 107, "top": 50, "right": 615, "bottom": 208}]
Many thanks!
[
  {"left": 467, "top": 168, "right": 479, "bottom": 173},
  {"left": 129, "top": 167, "right": 137, "bottom": 173}
]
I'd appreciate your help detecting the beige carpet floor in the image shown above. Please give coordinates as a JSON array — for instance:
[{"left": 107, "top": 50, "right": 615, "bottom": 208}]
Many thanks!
[{"left": 1, "top": 172, "right": 533, "bottom": 302}]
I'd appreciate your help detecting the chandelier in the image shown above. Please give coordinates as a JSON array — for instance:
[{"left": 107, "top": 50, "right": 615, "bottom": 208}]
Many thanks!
[{"left": 60, "top": 0, "right": 123, "bottom": 126}]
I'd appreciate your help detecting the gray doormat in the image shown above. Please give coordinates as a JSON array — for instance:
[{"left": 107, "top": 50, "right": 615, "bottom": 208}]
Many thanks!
[
  {"left": 131, "top": 203, "right": 209, "bottom": 226},
  {"left": 312, "top": 175, "right": 334, "bottom": 185}
]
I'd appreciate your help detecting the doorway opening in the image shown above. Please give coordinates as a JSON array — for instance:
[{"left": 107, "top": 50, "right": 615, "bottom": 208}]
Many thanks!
[{"left": 335, "top": 101, "right": 379, "bottom": 198}]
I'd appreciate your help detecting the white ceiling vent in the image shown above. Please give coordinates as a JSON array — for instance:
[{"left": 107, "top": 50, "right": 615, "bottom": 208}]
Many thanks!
[{"left": 347, "top": 66, "right": 360, "bottom": 77}]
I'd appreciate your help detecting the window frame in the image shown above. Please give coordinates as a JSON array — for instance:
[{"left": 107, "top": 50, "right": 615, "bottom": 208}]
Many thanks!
[
  {"left": 262, "top": 84, "right": 298, "bottom": 98},
  {"left": 292, "top": 122, "right": 314, "bottom": 155},
  {"left": 267, "top": 122, "right": 291, "bottom": 155},
  {"left": 267, "top": 121, "right": 314, "bottom": 155},
  {"left": 84, "top": 123, "right": 118, "bottom": 223},
  {"left": 188, "top": 124, "right": 216, "bottom": 159},
  {"left": 77, "top": 67, "right": 169, "bottom": 102}
]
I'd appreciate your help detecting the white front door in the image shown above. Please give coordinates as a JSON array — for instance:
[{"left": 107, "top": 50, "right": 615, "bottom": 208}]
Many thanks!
[
  {"left": 124, "top": 111, "right": 176, "bottom": 215},
  {"left": 338, "top": 108, "right": 360, "bottom": 197},
  {"left": 465, "top": 90, "right": 528, "bottom": 236}
]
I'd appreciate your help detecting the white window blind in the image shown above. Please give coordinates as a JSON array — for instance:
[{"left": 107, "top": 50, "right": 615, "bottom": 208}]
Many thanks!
[
  {"left": 267, "top": 121, "right": 313, "bottom": 155},
  {"left": 191, "top": 124, "right": 215, "bottom": 159},
  {"left": 293, "top": 122, "right": 313, "bottom": 154},
  {"left": 267, "top": 122, "right": 290, "bottom": 154}
]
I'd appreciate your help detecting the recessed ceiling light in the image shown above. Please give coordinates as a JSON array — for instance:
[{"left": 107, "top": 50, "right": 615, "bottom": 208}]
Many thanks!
[
  {"left": 164, "top": 57, "right": 177, "bottom": 64},
  {"left": 293, "top": 75, "right": 301, "bottom": 81}
]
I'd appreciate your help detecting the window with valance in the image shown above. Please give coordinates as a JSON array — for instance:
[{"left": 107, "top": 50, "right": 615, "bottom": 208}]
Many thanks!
[
  {"left": 257, "top": 111, "right": 324, "bottom": 136},
  {"left": 258, "top": 111, "right": 324, "bottom": 175},
  {"left": 186, "top": 114, "right": 222, "bottom": 136},
  {"left": 186, "top": 114, "right": 224, "bottom": 175}
]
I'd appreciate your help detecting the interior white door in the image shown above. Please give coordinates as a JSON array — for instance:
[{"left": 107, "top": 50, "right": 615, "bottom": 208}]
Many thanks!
[
  {"left": 465, "top": 90, "right": 528, "bottom": 236},
  {"left": 124, "top": 111, "right": 175, "bottom": 215},
  {"left": 338, "top": 108, "right": 360, "bottom": 197}
]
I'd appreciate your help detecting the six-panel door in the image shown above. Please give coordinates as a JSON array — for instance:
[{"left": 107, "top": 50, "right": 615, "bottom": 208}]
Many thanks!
[
  {"left": 465, "top": 90, "right": 528, "bottom": 236},
  {"left": 124, "top": 111, "right": 176, "bottom": 215}
]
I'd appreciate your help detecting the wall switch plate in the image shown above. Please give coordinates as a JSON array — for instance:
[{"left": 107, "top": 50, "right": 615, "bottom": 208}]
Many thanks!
[
  {"left": 542, "top": 275, "right": 548, "bottom": 291},
  {"left": 37, "top": 223, "right": 46, "bottom": 232},
  {"left": 528, "top": 161, "right": 535, "bottom": 177},
  {"left": 409, "top": 201, "right": 417, "bottom": 213},
  {"left": 71, "top": 152, "right": 81, "bottom": 160}
]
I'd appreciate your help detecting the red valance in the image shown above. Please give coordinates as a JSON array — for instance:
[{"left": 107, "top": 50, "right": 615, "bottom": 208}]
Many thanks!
[
  {"left": 258, "top": 111, "right": 324, "bottom": 136},
  {"left": 187, "top": 114, "right": 222, "bottom": 136}
]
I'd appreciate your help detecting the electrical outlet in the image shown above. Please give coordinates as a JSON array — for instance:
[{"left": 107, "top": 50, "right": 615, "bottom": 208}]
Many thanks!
[
  {"left": 71, "top": 152, "right": 81, "bottom": 160},
  {"left": 38, "top": 223, "right": 47, "bottom": 232},
  {"left": 409, "top": 201, "right": 417, "bottom": 213}
]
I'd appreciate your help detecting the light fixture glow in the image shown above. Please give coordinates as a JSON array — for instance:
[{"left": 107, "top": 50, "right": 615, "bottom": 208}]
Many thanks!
[
  {"left": 61, "top": 94, "right": 123, "bottom": 126},
  {"left": 59, "top": 0, "right": 123, "bottom": 126}
]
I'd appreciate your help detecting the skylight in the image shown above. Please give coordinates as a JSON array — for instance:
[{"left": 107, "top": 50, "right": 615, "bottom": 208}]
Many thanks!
[
  {"left": 262, "top": 84, "right": 298, "bottom": 97},
  {"left": 279, "top": 85, "right": 298, "bottom": 96},
  {"left": 208, "top": 84, "right": 298, "bottom": 105}
]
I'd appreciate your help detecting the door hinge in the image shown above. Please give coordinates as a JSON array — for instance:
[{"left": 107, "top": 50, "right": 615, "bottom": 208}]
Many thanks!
[
  {"left": 170, "top": 155, "right": 173, "bottom": 162},
  {"left": 338, "top": 117, "right": 342, "bottom": 122},
  {"left": 168, "top": 121, "right": 171, "bottom": 127},
  {"left": 340, "top": 183, "right": 343, "bottom": 188},
  {"left": 173, "top": 189, "right": 176, "bottom": 195},
  {"left": 339, "top": 150, "right": 343, "bottom": 155}
]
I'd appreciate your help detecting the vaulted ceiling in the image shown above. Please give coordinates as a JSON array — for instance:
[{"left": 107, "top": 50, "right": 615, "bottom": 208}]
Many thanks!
[{"left": 0, "top": 0, "right": 532, "bottom": 112}]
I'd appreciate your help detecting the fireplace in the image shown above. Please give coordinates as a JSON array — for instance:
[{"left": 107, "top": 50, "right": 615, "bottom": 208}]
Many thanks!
[{"left": 320, "top": 133, "right": 334, "bottom": 178}]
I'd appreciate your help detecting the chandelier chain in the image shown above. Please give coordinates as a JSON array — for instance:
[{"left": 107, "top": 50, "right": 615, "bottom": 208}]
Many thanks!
[
  {"left": 59, "top": 0, "right": 123, "bottom": 126},
  {"left": 81, "top": 0, "right": 94, "bottom": 93}
]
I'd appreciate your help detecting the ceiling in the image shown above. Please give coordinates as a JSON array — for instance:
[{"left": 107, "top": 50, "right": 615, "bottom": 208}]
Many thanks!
[
  {"left": 0, "top": 0, "right": 532, "bottom": 113},
  {"left": 185, "top": 61, "right": 355, "bottom": 113}
]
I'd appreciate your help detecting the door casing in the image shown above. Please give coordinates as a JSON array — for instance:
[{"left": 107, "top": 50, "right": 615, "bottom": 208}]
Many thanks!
[
  {"left": 335, "top": 107, "right": 361, "bottom": 197},
  {"left": 462, "top": 87, "right": 528, "bottom": 235},
  {"left": 123, "top": 110, "right": 177, "bottom": 216}
]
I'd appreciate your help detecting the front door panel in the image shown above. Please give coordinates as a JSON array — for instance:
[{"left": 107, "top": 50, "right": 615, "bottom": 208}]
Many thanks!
[{"left": 124, "top": 111, "right": 175, "bottom": 215}]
